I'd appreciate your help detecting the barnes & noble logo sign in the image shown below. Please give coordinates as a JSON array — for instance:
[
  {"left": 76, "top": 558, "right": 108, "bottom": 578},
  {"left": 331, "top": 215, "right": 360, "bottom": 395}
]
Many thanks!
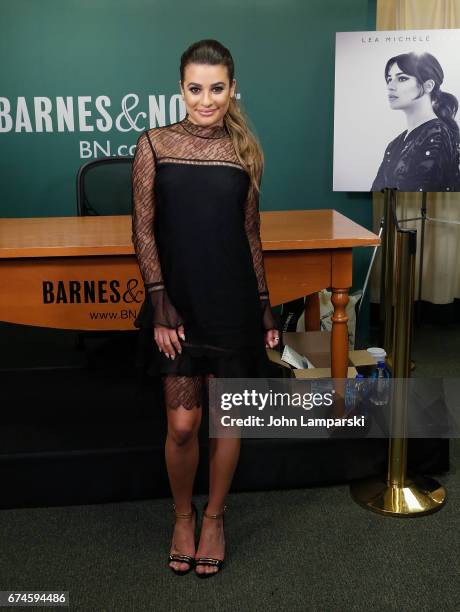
[
  {"left": 0, "top": 93, "right": 186, "bottom": 134},
  {"left": 42, "top": 278, "right": 143, "bottom": 305}
]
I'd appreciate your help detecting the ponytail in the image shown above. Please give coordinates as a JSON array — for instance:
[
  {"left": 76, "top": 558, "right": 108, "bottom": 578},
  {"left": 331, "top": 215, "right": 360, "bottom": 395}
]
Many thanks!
[
  {"left": 432, "top": 88, "right": 460, "bottom": 143},
  {"left": 224, "top": 97, "right": 264, "bottom": 198}
]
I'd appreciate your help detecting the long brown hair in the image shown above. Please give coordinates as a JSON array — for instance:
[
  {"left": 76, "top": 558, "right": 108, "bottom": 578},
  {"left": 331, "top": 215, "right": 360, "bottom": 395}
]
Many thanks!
[{"left": 180, "top": 39, "right": 264, "bottom": 196}]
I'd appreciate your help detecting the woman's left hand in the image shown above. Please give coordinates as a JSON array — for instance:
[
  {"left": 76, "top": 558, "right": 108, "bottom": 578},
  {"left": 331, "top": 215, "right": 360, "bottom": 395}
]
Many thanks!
[{"left": 265, "top": 329, "right": 280, "bottom": 349}]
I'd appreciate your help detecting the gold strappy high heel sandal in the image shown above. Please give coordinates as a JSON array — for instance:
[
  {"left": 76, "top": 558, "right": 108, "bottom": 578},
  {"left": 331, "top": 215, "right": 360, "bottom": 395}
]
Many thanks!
[
  {"left": 195, "top": 502, "right": 226, "bottom": 578},
  {"left": 168, "top": 502, "right": 197, "bottom": 576}
]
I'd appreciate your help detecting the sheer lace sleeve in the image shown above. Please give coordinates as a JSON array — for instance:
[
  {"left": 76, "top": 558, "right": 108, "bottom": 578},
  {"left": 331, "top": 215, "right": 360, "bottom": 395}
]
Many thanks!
[
  {"left": 131, "top": 131, "right": 185, "bottom": 329},
  {"left": 244, "top": 167, "right": 279, "bottom": 332}
]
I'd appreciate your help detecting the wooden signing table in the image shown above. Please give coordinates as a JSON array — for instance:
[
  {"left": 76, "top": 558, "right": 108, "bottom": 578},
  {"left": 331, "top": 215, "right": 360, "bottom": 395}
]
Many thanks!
[{"left": 0, "top": 210, "right": 380, "bottom": 378}]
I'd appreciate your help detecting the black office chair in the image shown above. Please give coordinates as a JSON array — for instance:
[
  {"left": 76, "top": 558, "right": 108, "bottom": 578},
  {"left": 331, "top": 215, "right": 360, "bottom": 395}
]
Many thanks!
[
  {"left": 75, "top": 156, "right": 140, "bottom": 372},
  {"left": 77, "top": 156, "right": 134, "bottom": 216}
]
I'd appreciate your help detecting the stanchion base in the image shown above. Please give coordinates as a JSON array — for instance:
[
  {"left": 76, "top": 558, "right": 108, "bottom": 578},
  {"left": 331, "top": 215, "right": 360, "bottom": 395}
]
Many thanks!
[{"left": 350, "top": 475, "right": 446, "bottom": 517}]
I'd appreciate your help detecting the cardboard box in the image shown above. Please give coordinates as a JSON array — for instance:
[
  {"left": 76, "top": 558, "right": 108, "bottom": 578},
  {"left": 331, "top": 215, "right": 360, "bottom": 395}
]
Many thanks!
[
  {"left": 266, "top": 331, "right": 333, "bottom": 378},
  {"left": 282, "top": 331, "right": 332, "bottom": 368},
  {"left": 266, "top": 331, "right": 375, "bottom": 379},
  {"left": 293, "top": 367, "right": 358, "bottom": 379}
]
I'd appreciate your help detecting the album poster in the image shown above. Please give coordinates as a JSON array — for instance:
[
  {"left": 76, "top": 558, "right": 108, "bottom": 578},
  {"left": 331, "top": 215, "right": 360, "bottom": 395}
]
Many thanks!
[{"left": 333, "top": 29, "right": 460, "bottom": 192}]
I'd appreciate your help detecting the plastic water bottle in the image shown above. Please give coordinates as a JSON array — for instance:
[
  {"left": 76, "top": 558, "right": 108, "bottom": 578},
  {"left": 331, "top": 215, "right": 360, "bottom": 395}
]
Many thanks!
[
  {"left": 345, "top": 373, "right": 365, "bottom": 415},
  {"left": 355, "top": 373, "right": 368, "bottom": 417},
  {"left": 370, "top": 359, "right": 391, "bottom": 407}
]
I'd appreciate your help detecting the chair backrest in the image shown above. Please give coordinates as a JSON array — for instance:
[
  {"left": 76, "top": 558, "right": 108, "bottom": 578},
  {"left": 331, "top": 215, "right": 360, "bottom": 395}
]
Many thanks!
[{"left": 76, "top": 157, "right": 134, "bottom": 216}]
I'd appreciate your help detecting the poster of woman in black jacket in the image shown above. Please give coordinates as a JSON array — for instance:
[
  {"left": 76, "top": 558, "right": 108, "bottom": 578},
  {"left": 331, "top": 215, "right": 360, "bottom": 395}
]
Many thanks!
[{"left": 371, "top": 51, "right": 460, "bottom": 192}]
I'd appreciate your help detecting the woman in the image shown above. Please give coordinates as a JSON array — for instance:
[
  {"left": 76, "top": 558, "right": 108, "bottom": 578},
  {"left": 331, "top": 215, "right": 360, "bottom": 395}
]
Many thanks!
[
  {"left": 131, "top": 39, "right": 280, "bottom": 577},
  {"left": 372, "top": 51, "right": 460, "bottom": 192}
]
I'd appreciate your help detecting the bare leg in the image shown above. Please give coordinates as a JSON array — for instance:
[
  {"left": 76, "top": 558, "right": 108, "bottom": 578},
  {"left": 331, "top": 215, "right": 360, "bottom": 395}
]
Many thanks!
[
  {"left": 164, "top": 375, "right": 203, "bottom": 572},
  {"left": 195, "top": 373, "right": 241, "bottom": 575}
]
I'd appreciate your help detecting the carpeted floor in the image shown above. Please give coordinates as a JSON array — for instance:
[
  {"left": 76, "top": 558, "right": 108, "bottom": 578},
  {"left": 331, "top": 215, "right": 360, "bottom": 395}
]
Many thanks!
[{"left": 0, "top": 447, "right": 458, "bottom": 612}]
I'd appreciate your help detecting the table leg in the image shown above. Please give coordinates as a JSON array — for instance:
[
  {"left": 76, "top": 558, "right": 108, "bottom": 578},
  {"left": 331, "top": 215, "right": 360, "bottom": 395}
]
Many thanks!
[
  {"left": 331, "top": 288, "right": 349, "bottom": 378},
  {"left": 330, "top": 249, "right": 352, "bottom": 379},
  {"left": 331, "top": 285, "right": 349, "bottom": 418}
]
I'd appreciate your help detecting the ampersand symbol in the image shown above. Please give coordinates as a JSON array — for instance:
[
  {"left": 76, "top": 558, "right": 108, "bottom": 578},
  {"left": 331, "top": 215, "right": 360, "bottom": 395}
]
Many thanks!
[
  {"left": 123, "top": 279, "right": 143, "bottom": 303},
  {"left": 116, "top": 94, "right": 147, "bottom": 132}
]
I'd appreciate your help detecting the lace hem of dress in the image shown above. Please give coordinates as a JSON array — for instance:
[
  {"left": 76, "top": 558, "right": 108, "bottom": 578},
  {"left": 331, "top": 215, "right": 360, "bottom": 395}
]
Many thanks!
[{"left": 160, "top": 337, "right": 277, "bottom": 409}]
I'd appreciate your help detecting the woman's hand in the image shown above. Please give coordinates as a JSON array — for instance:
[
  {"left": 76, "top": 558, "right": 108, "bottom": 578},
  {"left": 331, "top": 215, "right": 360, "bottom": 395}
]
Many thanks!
[
  {"left": 154, "top": 324, "right": 186, "bottom": 359},
  {"left": 265, "top": 329, "right": 280, "bottom": 349}
]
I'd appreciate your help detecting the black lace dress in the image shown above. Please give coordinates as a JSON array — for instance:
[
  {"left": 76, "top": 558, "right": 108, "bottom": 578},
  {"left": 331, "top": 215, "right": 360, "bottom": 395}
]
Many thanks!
[
  {"left": 131, "top": 115, "right": 279, "bottom": 409},
  {"left": 371, "top": 118, "right": 460, "bottom": 192}
]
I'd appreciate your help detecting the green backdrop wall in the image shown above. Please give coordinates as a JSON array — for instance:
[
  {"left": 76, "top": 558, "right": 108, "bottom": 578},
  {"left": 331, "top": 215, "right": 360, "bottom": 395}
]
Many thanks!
[{"left": 0, "top": 0, "right": 376, "bottom": 299}]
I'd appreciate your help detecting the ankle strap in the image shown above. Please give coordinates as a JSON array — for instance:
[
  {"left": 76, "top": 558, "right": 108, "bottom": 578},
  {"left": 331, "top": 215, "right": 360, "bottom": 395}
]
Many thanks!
[
  {"left": 203, "top": 505, "right": 227, "bottom": 519},
  {"left": 172, "top": 503, "right": 195, "bottom": 519}
]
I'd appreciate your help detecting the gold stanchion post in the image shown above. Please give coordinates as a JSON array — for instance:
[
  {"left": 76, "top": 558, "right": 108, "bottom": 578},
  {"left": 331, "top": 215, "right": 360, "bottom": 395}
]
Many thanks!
[
  {"left": 381, "top": 189, "right": 396, "bottom": 356},
  {"left": 350, "top": 195, "right": 446, "bottom": 516}
]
